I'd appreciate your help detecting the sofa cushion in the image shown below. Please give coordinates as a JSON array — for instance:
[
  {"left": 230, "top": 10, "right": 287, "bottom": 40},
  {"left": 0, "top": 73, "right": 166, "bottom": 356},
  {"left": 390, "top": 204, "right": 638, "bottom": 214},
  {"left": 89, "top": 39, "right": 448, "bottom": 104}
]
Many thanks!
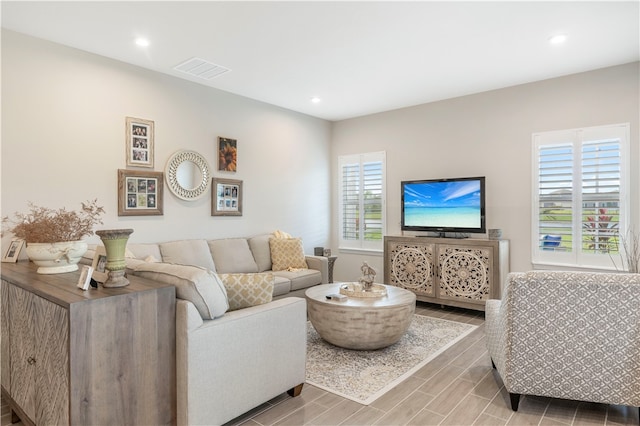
[
  {"left": 273, "top": 276, "right": 292, "bottom": 297},
  {"left": 208, "top": 238, "right": 259, "bottom": 273},
  {"left": 133, "top": 262, "right": 228, "bottom": 320},
  {"left": 160, "top": 240, "right": 216, "bottom": 271},
  {"left": 125, "top": 256, "right": 159, "bottom": 271},
  {"left": 248, "top": 234, "right": 273, "bottom": 272},
  {"left": 273, "top": 268, "right": 322, "bottom": 291},
  {"left": 127, "top": 243, "right": 163, "bottom": 261},
  {"left": 218, "top": 273, "right": 274, "bottom": 311},
  {"left": 269, "top": 238, "right": 308, "bottom": 271}
]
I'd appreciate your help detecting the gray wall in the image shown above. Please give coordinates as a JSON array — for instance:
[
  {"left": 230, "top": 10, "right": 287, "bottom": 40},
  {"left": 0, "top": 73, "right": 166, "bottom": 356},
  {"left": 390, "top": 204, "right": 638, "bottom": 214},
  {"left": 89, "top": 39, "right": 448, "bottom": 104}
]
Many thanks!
[
  {"left": 1, "top": 30, "right": 332, "bottom": 252},
  {"left": 3, "top": 30, "right": 638, "bottom": 281},
  {"left": 331, "top": 62, "right": 639, "bottom": 280}
]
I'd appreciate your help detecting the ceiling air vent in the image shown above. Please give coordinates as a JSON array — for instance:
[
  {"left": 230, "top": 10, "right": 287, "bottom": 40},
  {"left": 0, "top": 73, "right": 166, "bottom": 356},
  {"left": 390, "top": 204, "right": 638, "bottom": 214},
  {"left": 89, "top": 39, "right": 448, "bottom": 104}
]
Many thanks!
[{"left": 173, "top": 57, "right": 231, "bottom": 80}]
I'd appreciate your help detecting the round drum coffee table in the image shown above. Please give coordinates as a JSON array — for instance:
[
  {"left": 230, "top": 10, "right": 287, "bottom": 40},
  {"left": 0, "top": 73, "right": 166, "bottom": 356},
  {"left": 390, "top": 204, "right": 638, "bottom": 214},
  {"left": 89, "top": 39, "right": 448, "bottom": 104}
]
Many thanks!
[{"left": 305, "top": 283, "right": 416, "bottom": 350}]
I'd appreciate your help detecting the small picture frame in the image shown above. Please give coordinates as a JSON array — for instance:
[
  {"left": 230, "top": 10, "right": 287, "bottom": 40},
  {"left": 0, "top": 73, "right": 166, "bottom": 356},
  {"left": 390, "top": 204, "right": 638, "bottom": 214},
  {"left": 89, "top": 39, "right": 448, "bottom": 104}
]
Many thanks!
[
  {"left": 218, "top": 137, "right": 237, "bottom": 172},
  {"left": 118, "top": 169, "right": 164, "bottom": 216},
  {"left": 91, "top": 246, "right": 109, "bottom": 283},
  {"left": 2, "top": 239, "right": 24, "bottom": 263},
  {"left": 77, "top": 265, "right": 94, "bottom": 291},
  {"left": 212, "top": 178, "right": 243, "bottom": 216},
  {"left": 126, "top": 116, "right": 154, "bottom": 168}
]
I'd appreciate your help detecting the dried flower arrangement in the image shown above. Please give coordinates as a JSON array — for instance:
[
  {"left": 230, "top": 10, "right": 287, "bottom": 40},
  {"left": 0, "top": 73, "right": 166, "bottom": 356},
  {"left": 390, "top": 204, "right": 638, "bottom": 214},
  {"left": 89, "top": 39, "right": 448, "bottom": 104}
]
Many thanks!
[
  {"left": 614, "top": 227, "right": 640, "bottom": 273},
  {"left": 2, "top": 199, "right": 105, "bottom": 243}
]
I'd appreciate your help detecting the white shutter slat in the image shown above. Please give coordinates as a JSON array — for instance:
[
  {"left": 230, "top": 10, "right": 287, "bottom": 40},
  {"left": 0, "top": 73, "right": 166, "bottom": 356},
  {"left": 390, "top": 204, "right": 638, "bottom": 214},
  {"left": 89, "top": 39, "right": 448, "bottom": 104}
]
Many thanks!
[
  {"left": 533, "top": 124, "right": 628, "bottom": 269},
  {"left": 338, "top": 152, "right": 386, "bottom": 250}
]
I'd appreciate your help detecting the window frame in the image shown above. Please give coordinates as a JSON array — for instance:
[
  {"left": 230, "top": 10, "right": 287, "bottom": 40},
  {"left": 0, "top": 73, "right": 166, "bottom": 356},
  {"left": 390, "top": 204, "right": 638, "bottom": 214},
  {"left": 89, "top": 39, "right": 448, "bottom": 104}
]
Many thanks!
[
  {"left": 338, "top": 151, "right": 386, "bottom": 253},
  {"left": 531, "top": 123, "right": 630, "bottom": 270}
]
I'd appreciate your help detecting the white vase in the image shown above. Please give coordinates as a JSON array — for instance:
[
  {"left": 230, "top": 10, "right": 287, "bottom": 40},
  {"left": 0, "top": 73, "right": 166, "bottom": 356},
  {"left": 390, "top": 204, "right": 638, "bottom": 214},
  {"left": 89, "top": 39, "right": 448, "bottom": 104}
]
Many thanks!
[{"left": 25, "top": 241, "right": 88, "bottom": 274}]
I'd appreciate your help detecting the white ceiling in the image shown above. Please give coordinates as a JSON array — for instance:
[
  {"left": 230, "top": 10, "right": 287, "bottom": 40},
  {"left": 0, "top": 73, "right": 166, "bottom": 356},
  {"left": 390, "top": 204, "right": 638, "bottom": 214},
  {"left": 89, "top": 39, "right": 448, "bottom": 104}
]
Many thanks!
[{"left": 2, "top": 1, "right": 639, "bottom": 121}]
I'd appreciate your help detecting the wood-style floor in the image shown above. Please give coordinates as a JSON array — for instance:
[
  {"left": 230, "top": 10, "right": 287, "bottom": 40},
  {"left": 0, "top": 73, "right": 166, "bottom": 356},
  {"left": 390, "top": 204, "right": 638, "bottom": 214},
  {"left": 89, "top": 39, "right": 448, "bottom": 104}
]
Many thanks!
[
  {"left": 2, "top": 303, "right": 638, "bottom": 426},
  {"left": 224, "top": 303, "right": 638, "bottom": 426}
]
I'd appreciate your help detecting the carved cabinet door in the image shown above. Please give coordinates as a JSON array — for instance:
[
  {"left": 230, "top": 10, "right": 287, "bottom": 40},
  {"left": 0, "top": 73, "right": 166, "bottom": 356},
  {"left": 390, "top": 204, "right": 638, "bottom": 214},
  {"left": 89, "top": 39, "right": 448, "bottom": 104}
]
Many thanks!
[
  {"left": 8, "top": 285, "right": 37, "bottom": 421},
  {"left": 437, "top": 244, "right": 493, "bottom": 305},
  {"left": 387, "top": 241, "right": 436, "bottom": 297},
  {"left": 8, "top": 284, "right": 69, "bottom": 425}
]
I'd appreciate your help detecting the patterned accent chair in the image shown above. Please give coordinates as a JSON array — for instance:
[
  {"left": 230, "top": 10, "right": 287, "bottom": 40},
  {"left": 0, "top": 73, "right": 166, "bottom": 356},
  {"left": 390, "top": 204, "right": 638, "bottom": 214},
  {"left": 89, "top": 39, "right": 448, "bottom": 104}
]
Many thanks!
[{"left": 485, "top": 271, "right": 640, "bottom": 414}]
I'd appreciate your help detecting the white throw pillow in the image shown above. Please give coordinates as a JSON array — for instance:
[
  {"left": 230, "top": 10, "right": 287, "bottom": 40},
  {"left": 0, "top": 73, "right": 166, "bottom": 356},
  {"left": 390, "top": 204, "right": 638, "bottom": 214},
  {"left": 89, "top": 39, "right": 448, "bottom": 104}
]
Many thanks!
[{"left": 133, "top": 262, "right": 228, "bottom": 320}]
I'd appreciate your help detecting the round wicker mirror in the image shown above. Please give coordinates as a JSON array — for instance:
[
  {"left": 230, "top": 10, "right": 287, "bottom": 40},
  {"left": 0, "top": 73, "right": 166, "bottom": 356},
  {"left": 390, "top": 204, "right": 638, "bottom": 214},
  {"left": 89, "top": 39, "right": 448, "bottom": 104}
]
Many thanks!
[{"left": 165, "top": 150, "right": 211, "bottom": 200}]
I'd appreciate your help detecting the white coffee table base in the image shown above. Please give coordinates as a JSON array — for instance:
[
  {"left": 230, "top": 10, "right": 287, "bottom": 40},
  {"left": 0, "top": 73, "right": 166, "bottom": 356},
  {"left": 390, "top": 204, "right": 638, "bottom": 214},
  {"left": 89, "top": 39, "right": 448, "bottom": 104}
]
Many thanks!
[{"left": 305, "top": 283, "right": 416, "bottom": 350}]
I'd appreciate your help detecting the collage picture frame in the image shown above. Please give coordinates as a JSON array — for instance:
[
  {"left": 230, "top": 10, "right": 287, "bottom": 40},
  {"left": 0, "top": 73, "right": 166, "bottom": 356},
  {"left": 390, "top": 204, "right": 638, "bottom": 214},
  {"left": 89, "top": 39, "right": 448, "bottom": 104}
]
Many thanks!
[
  {"left": 126, "top": 116, "right": 155, "bottom": 168},
  {"left": 212, "top": 178, "right": 243, "bottom": 216},
  {"left": 118, "top": 169, "right": 164, "bottom": 216}
]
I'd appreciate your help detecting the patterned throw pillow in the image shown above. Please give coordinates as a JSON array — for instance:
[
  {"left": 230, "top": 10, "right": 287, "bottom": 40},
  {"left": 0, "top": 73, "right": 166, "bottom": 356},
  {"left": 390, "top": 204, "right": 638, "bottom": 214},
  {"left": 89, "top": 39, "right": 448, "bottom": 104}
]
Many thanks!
[
  {"left": 219, "top": 273, "right": 274, "bottom": 311},
  {"left": 269, "top": 238, "right": 308, "bottom": 271}
]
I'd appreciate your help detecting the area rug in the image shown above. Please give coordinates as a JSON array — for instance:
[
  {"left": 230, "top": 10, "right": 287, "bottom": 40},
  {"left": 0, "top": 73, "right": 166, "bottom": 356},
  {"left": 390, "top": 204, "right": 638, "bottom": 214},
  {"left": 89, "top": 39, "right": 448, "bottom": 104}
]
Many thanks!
[{"left": 305, "top": 315, "right": 477, "bottom": 405}]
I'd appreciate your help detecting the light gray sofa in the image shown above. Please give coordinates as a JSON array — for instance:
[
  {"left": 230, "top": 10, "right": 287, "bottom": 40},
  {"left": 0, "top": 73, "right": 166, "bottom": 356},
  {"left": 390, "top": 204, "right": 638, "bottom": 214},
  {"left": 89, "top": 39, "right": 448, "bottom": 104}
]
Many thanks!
[
  {"left": 485, "top": 271, "right": 640, "bottom": 414},
  {"left": 120, "top": 233, "right": 328, "bottom": 299},
  {"left": 82, "top": 233, "right": 325, "bottom": 425}
]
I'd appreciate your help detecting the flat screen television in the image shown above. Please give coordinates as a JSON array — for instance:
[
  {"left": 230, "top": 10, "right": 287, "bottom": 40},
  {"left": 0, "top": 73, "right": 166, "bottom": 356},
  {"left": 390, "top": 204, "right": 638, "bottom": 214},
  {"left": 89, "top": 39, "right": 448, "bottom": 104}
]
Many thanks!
[{"left": 401, "top": 176, "right": 486, "bottom": 235}]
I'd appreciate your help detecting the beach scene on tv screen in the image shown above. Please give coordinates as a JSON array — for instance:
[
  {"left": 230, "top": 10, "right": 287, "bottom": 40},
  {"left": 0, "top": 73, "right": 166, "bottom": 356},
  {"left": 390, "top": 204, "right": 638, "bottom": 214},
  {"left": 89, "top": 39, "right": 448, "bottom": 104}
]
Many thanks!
[{"left": 404, "top": 180, "right": 481, "bottom": 228}]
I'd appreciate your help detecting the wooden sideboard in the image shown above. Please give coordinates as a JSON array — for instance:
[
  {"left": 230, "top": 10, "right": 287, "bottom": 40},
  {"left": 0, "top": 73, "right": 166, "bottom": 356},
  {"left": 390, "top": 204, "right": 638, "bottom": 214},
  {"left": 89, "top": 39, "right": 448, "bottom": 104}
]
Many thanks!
[
  {"left": 384, "top": 236, "right": 509, "bottom": 311},
  {"left": 1, "top": 261, "right": 176, "bottom": 425}
]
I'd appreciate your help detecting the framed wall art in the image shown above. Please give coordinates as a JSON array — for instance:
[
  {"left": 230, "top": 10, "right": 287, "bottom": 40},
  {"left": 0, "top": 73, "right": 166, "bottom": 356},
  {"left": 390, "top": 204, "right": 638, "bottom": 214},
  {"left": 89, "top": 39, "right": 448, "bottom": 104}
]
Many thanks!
[
  {"left": 126, "top": 116, "right": 154, "bottom": 168},
  {"left": 2, "top": 239, "right": 24, "bottom": 263},
  {"left": 212, "top": 178, "right": 242, "bottom": 216},
  {"left": 218, "top": 137, "right": 237, "bottom": 172},
  {"left": 118, "top": 169, "right": 164, "bottom": 216}
]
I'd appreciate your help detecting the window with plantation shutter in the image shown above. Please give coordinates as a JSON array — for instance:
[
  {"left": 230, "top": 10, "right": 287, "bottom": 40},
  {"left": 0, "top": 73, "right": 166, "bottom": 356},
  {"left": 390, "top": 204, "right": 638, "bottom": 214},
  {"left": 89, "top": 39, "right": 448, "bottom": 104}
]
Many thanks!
[
  {"left": 338, "top": 152, "right": 386, "bottom": 251},
  {"left": 532, "top": 123, "right": 629, "bottom": 269}
]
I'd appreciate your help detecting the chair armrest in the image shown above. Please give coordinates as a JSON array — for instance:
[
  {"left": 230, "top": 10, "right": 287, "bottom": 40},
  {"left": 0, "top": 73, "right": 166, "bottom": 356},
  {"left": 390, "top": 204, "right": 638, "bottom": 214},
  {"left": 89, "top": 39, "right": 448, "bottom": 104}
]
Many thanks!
[
  {"left": 485, "top": 299, "right": 507, "bottom": 379},
  {"left": 305, "top": 255, "right": 329, "bottom": 283}
]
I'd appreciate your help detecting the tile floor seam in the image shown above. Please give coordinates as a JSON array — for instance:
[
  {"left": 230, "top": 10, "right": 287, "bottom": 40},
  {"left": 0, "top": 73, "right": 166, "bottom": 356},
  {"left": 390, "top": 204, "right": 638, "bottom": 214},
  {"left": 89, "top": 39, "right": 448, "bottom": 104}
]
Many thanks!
[
  {"left": 437, "top": 384, "right": 486, "bottom": 426},
  {"left": 538, "top": 399, "right": 552, "bottom": 426},
  {"left": 470, "top": 369, "right": 501, "bottom": 401},
  {"left": 374, "top": 382, "right": 427, "bottom": 421},
  {"left": 413, "top": 407, "right": 447, "bottom": 426},
  {"left": 473, "top": 412, "right": 506, "bottom": 425},
  {"left": 339, "top": 405, "right": 385, "bottom": 426},
  {"left": 486, "top": 389, "right": 515, "bottom": 423},
  {"left": 604, "top": 409, "right": 610, "bottom": 426}
]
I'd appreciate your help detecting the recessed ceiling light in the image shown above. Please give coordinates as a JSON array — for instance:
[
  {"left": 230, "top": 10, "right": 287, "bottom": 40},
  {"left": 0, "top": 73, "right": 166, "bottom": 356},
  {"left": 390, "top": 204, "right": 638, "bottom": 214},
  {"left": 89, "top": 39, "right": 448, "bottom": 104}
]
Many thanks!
[
  {"left": 310, "top": 97, "right": 322, "bottom": 104},
  {"left": 135, "top": 38, "right": 150, "bottom": 47},
  {"left": 549, "top": 34, "right": 568, "bottom": 45}
]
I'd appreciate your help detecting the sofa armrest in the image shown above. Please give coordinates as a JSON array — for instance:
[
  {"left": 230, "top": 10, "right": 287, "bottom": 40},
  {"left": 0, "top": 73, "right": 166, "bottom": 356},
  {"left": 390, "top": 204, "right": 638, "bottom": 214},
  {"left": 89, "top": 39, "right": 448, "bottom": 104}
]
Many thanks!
[
  {"left": 176, "top": 299, "right": 204, "bottom": 331},
  {"left": 176, "top": 297, "right": 307, "bottom": 426},
  {"left": 305, "top": 255, "right": 328, "bottom": 283}
]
